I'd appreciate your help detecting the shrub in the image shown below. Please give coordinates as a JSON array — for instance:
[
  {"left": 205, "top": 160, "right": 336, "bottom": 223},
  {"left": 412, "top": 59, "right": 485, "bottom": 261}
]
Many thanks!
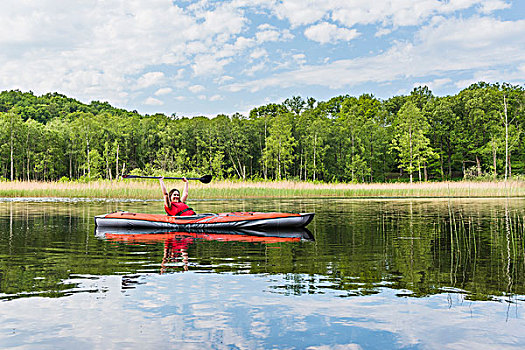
[{"left": 58, "top": 176, "right": 70, "bottom": 183}]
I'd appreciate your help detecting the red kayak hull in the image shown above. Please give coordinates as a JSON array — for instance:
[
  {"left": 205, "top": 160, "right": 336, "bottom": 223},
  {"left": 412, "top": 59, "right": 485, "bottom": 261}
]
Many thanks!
[{"left": 94, "top": 211, "right": 314, "bottom": 229}]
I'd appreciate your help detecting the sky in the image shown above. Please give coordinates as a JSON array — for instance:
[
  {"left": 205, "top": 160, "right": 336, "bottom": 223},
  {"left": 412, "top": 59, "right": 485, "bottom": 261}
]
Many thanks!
[{"left": 0, "top": 0, "right": 524, "bottom": 117}]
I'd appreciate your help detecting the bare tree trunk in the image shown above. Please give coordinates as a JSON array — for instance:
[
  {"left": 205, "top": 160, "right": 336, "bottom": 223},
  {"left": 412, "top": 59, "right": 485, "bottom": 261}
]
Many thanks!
[
  {"left": 439, "top": 154, "right": 444, "bottom": 181},
  {"left": 86, "top": 137, "right": 90, "bottom": 177},
  {"left": 106, "top": 150, "right": 112, "bottom": 181},
  {"left": 409, "top": 126, "right": 413, "bottom": 183},
  {"left": 116, "top": 142, "right": 119, "bottom": 179},
  {"left": 492, "top": 138, "right": 497, "bottom": 177},
  {"left": 10, "top": 140, "right": 13, "bottom": 181},
  {"left": 504, "top": 95, "right": 509, "bottom": 181},
  {"left": 264, "top": 118, "right": 268, "bottom": 180},
  {"left": 370, "top": 142, "right": 374, "bottom": 183},
  {"left": 313, "top": 134, "right": 317, "bottom": 181},
  {"left": 351, "top": 134, "right": 355, "bottom": 181},
  {"left": 439, "top": 141, "right": 444, "bottom": 181},
  {"left": 228, "top": 151, "right": 242, "bottom": 179},
  {"left": 304, "top": 148, "right": 307, "bottom": 180},
  {"left": 278, "top": 138, "right": 281, "bottom": 180},
  {"left": 26, "top": 131, "right": 30, "bottom": 181},
  {"left": 27, "top": 150, "right": 30, "bottom": 181},
  {"left": 69, "top": 141, "right": 73, "bottom": 179},
  {"left": 476, "top": 155, "right": 481, "bottom": 177},
  {"left": 10, "top": 118, "right": 14, "bottom": 181},
  {"left": 299, "top": 148, "right": 303, "bottom": 181},
  {"left": 447, "top": 141, "right": 452, "bottom": 179},
  {"left": 508, "top": 150, "right": 512, "bottom": 178}
]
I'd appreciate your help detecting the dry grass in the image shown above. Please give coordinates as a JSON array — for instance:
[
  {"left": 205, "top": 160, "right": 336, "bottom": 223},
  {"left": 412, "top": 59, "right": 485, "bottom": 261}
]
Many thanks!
[{"left": 0, "top": 179, "right": 524, "bottom": 199}]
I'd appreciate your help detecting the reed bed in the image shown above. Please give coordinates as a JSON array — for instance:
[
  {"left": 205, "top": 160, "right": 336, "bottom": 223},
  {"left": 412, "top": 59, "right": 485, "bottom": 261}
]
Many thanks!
[{"left": 0, "top": 179, "right": 524, "bottom": 199}]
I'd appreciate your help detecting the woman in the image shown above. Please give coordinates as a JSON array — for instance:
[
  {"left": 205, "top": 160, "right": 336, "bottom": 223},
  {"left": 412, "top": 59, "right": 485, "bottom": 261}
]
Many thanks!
[{"left": 159, "top": 177, "right": 196, "bottom": 216}]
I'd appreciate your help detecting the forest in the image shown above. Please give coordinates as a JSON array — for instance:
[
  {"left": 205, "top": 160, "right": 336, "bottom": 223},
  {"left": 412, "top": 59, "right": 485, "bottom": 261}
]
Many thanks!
[{"left": 0, "top": 82, "right": 523, "bottom": 183}]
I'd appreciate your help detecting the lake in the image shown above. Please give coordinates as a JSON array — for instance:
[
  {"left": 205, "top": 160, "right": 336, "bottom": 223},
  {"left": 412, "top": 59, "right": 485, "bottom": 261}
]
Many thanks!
[{"left": 0, "top": 197, "right": 524, "bottom": 349}]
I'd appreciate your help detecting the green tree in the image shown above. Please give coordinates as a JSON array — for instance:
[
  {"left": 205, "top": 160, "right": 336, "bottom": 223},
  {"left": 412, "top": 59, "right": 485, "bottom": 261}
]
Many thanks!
[
  {"left": 339, "top": 94, "right": 387, "bottom": 182},
  {"left": 224, "top": 113, "right": 254, "bottom": 180},
  {"left": 249, "top": 103, "right": 284, "bottom": 179},
  {"left": 391, "top": 101, "right": 434, "bottom": 182},
  {"left": 426, "top": 96, "right": 458, "bottom": 180},
  {"left": 0, "top": 112, "right": 25, "bottom": 180},
  {"left": 454, "top": 83, "right": 501, "bottom": 177},
  {"left": 263, "top": 112, "right": 296, "bottom": 179}
]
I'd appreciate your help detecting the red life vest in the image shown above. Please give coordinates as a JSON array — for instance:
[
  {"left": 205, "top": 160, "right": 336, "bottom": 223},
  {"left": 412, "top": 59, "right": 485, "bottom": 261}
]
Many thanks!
[
  {"left": 164, "top": 202, "right": 195, "bottom": 216},
  {"left": 165, "top": 237, "right": 194, "bottom": 250}
]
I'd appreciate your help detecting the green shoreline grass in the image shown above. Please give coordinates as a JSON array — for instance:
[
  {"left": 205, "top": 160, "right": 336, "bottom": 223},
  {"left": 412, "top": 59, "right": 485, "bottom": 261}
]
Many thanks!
[{"left": 0, "top": 179, "right": 524, "bottom": 199}]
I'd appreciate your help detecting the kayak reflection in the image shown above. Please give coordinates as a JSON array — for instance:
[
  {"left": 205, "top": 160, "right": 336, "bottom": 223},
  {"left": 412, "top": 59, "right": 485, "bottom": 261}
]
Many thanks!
[
  {"left": 95, "top": 227, "right": 314, "bottom": 273},
  {"left": 95, "top": 226, "right": 314, "bottom": 242}
]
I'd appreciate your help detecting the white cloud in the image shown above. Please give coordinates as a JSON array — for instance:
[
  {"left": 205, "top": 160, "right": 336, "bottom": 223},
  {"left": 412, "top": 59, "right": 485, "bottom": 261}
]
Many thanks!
[
  {"left": 0, "top": 0, "right": 254, "bottom": 107},
  {"left": 257, "top": 23, "right": 274, "bottom": 31},
  {"left": 413, "top": 78, "right": 452, "bottom": 91},
  {"left": 250, "top": 48, "right": 268, "bottom": 60},
  {"left": 144, "top": 97, "right": 163, "bottom": 106},
  {"left": 478, "top": 0, "right": 511, "bottom": 14},
  {"left": 0, "top": 0, "right": 522, "bottom": 116},
  {"left": 256, "top": 29, "right": 280, "bottom": 43},
  {"left": 184, "top": 41, "right": 209, "bottom": 55},
  {"left": 209, "top": 94, "right": 222, "bottom": 101},
  {"left": 154, "top": 88, "right": 172, "bottom": 96},
  {"left": 243, "top": 62, "right": 266, "bottom": 76},
  {"left": 227, "top": 15, "right": 525, "bottom": 92},
  {"left": 455, "top": 67, "right": 525, "bottom": 90},
  {"left": 255, "top": 24, "right": 293, "bottom": 43},
  {"left": 0, "top": 1, "right": 95, "bottom": 48},
  {"left": 216, "top": 75, "right": 235, "bottom": 85},
  {"left": 200, "top": 3, "right": 247, "bottom": 40},
  {"left": 192, "top": 55, "right": 233, "bottom": 76},
  {"left": 0, "top": 1, "right": 196, "bottom": 105},
  {"left": 189, "top": 85, "right": 205, "bottom": 93},
  {"left": 271, "top": 0, "right": 493, "bottom": 30},
  {"left": 136, "top": 72, "right": 165, "bottom": 89},
  {"left": 273, "top": 0, "right": 330, "bottom": 27},
  {"left": 375, "top": 27, "right": 393, "bottom": 37},
  {"left": 304, "top": 22, "right": 360, "bottom": 44},
  {"left": 292, "top": 54, "right": 306, "bottom": 65},
  {"left": 416, "top": 15, "right": 524, "bottom": 52}
]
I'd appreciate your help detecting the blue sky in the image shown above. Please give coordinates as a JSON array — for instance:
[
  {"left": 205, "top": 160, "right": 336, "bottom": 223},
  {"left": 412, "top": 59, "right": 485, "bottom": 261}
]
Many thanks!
[{"left": 0, "top": 0, "right": 524, "bottom": 117}]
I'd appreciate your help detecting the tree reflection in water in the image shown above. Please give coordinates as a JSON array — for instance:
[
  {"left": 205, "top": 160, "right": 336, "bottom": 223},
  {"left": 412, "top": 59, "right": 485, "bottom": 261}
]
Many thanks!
[{"left": 0, "top": 198, "right": 523, "bottom": 302}]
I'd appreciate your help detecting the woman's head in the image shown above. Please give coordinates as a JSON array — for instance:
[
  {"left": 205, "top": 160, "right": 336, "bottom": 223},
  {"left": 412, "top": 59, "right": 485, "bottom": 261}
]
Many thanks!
[{"left": 169, "top": 188, "right": 181, "bottom": 203}]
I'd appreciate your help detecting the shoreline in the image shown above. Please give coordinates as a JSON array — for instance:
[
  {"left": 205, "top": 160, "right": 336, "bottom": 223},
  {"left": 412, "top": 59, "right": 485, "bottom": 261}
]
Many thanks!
[{"left": 0, "top": 179, "right": 523, "bottom": 199}]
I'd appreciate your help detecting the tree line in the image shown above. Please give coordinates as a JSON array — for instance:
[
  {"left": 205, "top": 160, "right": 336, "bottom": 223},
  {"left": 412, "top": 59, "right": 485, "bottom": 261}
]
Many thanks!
[{"left": 0, "top": 82, "right": 523, "bottom": 183}]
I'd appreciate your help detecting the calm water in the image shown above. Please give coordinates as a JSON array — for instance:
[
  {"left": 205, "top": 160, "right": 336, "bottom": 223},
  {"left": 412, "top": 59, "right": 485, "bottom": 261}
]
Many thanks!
[{"left": 0, "top": 197, "right": 524, "bottom": 349}]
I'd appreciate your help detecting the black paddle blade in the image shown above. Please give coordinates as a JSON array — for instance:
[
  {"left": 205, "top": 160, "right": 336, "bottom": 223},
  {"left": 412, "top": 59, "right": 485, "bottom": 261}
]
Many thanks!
[
  {"left": 122, "top": 174, "right": 212, "bottom": 183},
  {"left": 199, "top": 175, "right": 213, "bottom": 183}
]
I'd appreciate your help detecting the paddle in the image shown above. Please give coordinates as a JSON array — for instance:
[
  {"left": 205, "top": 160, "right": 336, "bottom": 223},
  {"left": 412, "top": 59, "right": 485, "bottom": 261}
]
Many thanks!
[{"left": 122, "top": 174, "right": 213, "bottom": 184}]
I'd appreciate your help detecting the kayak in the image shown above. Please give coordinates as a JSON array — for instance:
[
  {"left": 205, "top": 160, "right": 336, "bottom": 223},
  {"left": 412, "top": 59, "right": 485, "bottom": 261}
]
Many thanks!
[
  {"left": 94, "top": 211, "right": 314, "bottom": 229},
  {"left": 95, "top": 227, "right": 314, "bottom": 243}
]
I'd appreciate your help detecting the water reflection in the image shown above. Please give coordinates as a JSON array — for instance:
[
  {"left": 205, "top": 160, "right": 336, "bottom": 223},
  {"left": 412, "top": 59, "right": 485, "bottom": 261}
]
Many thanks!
[
  {"left": 307, "top": 198, "right": 525, "bottom": 300},
  {"left": 95, "top": 227, "right": 314, "bottom": 274},
  {"left": 0, "top": 198, "right": 524, "bottom": 348},
  {"left": 0, "top": 199, "right": 524, "bottom": 301}
]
